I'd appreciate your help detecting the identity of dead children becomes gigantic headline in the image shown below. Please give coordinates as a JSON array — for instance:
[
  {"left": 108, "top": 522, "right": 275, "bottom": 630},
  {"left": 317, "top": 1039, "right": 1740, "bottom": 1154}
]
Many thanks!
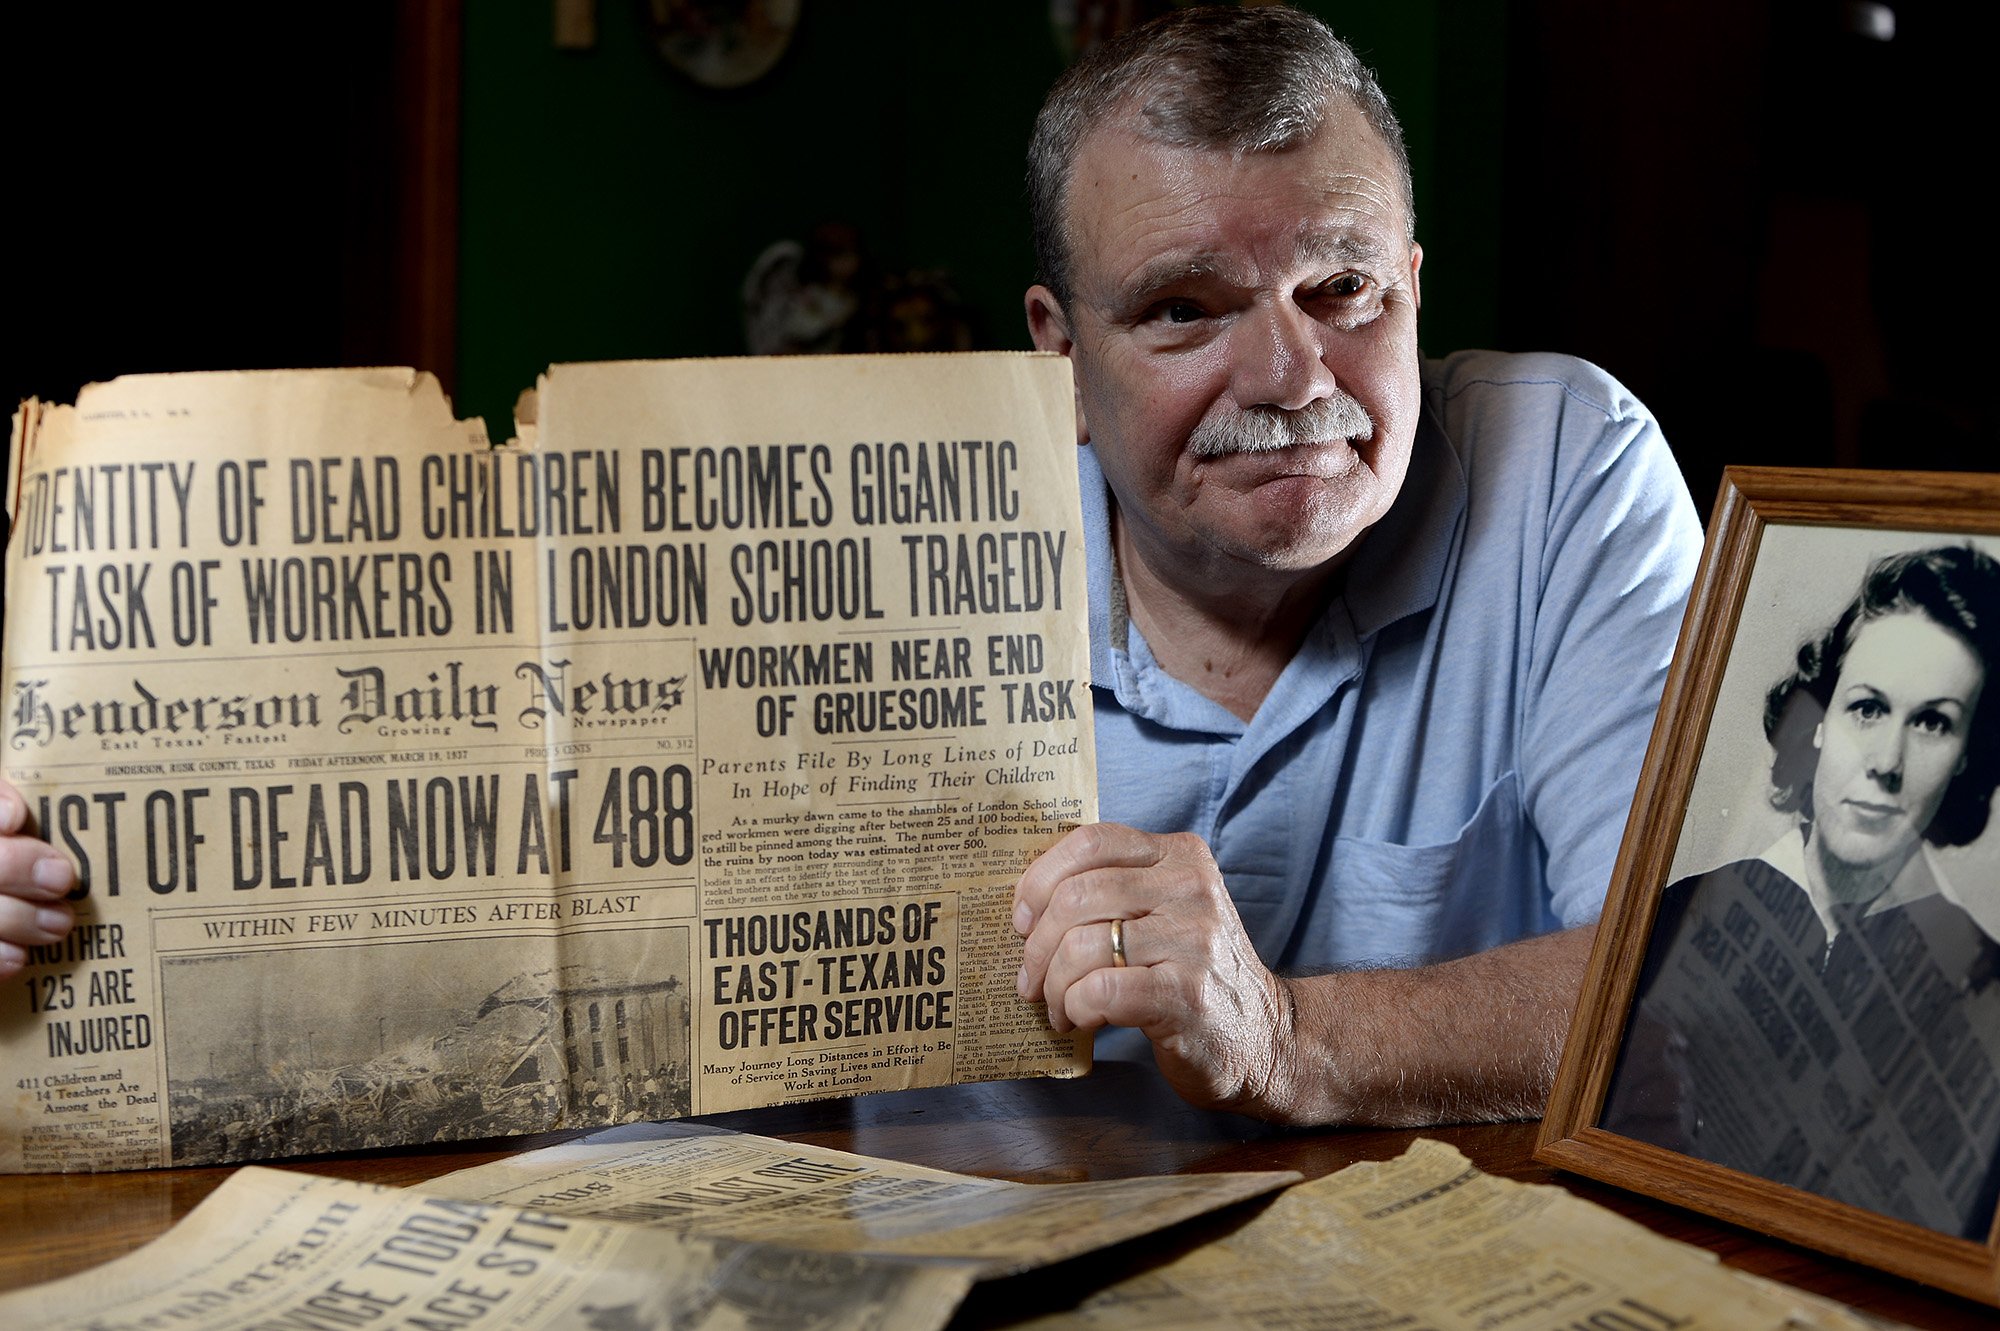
[
  {"left": 14, "top": 436, "right": 1066, "bottom": 642},
  {"left": 1, "top": 356, "right": 1096, "bottom": 1169}
]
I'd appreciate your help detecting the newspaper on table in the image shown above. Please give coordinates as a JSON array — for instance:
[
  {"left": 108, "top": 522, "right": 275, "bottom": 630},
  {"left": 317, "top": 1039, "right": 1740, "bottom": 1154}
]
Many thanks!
[
  {"left": 423, "top": 1121, "right": 1302, "bottom": 1279},
  {"left": 1001, "top": 1139, "right": 1888, "bottom": 1331},
  {"left": 0, "top": 1163, "right": 980, "bottom": 1331},
  {"left": 0, "top": 1129, "right": 1296, "bottom": 1330},
  {"left": 0, "top": 1133, "right": 1891, "bottom": 1331},
  {"left": 0, "top": 354, "right": 1096, "bottom": 1172}
]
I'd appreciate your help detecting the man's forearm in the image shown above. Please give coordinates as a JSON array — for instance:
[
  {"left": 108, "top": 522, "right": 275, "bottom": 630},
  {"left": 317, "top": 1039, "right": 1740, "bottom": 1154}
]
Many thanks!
[{"left": 1256, "top": 925, "right": 1597, "bottom": 1127}]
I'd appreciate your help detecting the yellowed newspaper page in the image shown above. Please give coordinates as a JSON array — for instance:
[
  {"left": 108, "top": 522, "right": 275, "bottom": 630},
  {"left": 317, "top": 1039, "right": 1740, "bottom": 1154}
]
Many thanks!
[
  {"left": 1005, "top": 1140, "right": 1887, "bottom": 1330},
  {"left": 0, "top": 354, "right": 1093, "bottom": 1171},
  {"left": 426, "top": 1121, "right": 1300, "bottom": 1278},
  {"left": 0, "top": 1165, "right": 975, "bottom": 1331},
  {"left": 529, "top": 357, "right": 1093, "bottom": 1116}
]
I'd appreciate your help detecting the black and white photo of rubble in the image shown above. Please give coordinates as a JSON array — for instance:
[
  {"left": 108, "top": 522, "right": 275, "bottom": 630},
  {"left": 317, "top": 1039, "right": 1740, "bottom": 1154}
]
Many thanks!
[
  {"left": 558, "top": 1239, "right": 952, "bottom": 1331},
  {"left": 161, "top": 927, "right": 691, "bottom": 1164}
]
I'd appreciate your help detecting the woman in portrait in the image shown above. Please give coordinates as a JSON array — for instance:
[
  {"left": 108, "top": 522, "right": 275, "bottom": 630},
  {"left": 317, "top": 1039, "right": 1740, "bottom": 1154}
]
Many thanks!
[{"left": 1603, "top": 545, "right": 2000, "bottom": 1238}]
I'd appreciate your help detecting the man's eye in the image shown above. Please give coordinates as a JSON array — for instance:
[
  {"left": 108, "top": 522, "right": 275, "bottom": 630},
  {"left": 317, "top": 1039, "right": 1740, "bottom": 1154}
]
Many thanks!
[
  {"left": 1318, "top": 274, "right": 1368, "bottom": 298},
  {"left": 1158, "top": 301, "right": 1205, "bottom": 324}
]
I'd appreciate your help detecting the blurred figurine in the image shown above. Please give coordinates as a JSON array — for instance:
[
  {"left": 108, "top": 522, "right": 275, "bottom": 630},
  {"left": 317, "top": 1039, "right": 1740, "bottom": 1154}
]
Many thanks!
[{"left": 741, "top": 223, "right": 864, "bottom": 354}]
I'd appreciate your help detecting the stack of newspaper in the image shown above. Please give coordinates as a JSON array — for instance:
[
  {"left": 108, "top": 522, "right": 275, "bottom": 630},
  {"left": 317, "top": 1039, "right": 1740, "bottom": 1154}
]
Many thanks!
[{"left": 0, "top": 1125, "right": 1885, "bottom": 1329}]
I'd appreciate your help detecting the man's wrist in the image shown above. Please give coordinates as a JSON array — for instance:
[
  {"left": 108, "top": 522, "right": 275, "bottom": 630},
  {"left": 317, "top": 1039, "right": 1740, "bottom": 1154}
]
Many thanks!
[{"left": 1235, "top": 971, "right": 1339, "bottom": 1123}]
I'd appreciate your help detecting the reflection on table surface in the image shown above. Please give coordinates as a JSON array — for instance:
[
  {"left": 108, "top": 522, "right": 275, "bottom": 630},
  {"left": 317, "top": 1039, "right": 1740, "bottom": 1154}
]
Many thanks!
[{"left": 2, "top": 1057, "right": 1992, "bottom": 1329}]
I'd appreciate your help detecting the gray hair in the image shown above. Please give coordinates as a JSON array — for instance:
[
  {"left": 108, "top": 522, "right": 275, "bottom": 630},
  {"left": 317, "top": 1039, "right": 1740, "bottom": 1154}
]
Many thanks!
[{"left": 1027, "top": 6, "right": 1413, "bottom": 310}]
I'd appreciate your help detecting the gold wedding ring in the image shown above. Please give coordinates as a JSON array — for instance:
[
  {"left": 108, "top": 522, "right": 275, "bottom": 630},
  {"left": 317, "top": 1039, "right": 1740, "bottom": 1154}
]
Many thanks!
[{"left": 1109, "top": 917, "right": 1129, "bottom": 968}]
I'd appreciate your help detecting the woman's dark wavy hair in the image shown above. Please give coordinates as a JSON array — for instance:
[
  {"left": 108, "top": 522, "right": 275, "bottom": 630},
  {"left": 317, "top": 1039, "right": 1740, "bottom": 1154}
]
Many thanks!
[{"left": 1764, "top": 545, "right": 2000, "bottom": 847}]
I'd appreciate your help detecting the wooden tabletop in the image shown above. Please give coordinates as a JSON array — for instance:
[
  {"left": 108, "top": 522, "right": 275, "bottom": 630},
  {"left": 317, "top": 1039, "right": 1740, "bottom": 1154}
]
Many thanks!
[{"left": 2, "top": 1058, "right": 1992, "bottom": 1328}]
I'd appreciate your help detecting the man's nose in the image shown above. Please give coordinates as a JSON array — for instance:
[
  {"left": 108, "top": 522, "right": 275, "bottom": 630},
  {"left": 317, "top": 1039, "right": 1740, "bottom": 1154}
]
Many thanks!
[{"left": 1230, "top": 300, "right": 1337, "bottom": 411}]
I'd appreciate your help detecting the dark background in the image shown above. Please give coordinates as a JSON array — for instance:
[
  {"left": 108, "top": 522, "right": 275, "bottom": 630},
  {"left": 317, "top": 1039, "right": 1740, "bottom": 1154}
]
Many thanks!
[{"left": 4, "top": 1, "right": 1991, "bottom": 519}]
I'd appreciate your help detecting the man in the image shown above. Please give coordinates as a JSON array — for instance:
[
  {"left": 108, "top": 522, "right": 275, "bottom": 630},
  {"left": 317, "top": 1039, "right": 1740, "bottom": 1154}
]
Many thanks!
[{"left": 1009, "top": 6, "right": 1700, "bottom": 1125}]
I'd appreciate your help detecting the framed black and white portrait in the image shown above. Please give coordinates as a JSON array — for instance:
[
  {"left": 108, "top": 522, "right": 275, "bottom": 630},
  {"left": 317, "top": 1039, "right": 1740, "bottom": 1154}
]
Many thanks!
[{"left": 1541, "top": 467, "right": 2000, "bottom": 1307}]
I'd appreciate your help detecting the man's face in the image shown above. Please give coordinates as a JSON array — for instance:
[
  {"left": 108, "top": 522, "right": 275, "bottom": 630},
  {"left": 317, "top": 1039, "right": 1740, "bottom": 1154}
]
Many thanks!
[{"left": 1027, "top": 99, "right": 1423, "bottom": 584}]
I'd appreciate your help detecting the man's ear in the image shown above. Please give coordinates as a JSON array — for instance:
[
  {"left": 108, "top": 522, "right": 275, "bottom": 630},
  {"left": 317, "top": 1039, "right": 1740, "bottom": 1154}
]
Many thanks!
[
  {"left": 1025, "top": 284, "right": 1073, "bottom": 355},
  {"left": 1408, "top": 242, "right": 1423, "bottom": 314},
  {"left": 1025, "top": 284, "right": 1088, "bottom": 445}
]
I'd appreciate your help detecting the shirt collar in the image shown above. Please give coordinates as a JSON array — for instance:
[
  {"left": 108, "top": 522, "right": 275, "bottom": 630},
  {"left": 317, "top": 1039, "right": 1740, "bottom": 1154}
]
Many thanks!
[
  {"left": 1342, "top": 396, "right": 1466, "bottom": 639},
  {"left": 1760, "top": 829, "right": 1949, "bottom": 943},
  {"left": 1078, "top": 442, "right": 1127, "bottom": 691}
]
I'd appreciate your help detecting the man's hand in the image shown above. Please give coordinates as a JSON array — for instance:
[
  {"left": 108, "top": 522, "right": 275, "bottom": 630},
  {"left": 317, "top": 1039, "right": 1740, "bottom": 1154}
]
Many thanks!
[
  {"left": 0, "top": 777, "right": 77, "bottom": 979},
  {"left": 1014, "top": 821, "right": 1595, "bottom": 1126},
  {"left": 1014, "top": 822, "right": 1296, "bottom": 1114}
]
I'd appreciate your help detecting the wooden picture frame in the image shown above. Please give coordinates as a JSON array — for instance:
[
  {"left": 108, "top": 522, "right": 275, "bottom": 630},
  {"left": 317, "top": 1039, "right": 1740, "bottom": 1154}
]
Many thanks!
[{"left": 1540, "top": 467, "right": 2000, "bottom": 1306}]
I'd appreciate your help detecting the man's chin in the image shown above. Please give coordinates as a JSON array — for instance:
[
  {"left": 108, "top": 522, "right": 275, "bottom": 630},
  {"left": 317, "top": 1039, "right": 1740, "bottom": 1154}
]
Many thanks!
[
  {"left": 1218, "top": 511, "right": 1376, "bottom": 575},
  {"left": 1256, "top": 467, "right": 1384, "bottom": 529}
]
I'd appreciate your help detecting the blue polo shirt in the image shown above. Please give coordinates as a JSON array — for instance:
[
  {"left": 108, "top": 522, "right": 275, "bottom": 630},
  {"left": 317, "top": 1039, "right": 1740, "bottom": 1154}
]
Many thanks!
[{"left": 1087, "top": 351, "right": 1701, "bottom": 986}]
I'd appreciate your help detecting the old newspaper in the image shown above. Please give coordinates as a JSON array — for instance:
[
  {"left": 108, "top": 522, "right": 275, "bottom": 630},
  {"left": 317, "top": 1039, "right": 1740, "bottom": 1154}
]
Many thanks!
[
  {"left": 1, "top": 354, "right": 1095, "bottom": 1171},
  {"left": 0, "top": 1164, "right": 980, "bottom": 1331},
  {"left": 0, "top": 1129, "right": 1297, "bottom": 1331},
  {"left": 0, "top": 1134, "right": 1886, "bottom": 1330},
  {"left": 999, "top": 1139, "right": 1885, "bottom": 1330},
  {"left": 425, "top": 1122, "right": 1300, "bottom": 1278}
]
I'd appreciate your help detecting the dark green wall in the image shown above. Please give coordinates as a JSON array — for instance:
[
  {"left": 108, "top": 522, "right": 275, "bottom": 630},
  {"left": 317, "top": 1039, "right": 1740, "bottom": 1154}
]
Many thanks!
[{"left": 458, "top": 2, "right": 1505, "bottom": 435}]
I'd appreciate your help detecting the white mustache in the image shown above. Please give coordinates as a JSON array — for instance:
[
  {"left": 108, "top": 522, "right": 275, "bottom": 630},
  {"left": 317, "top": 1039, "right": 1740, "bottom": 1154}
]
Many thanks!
[{"left": 1187, "top": 393, "right": 1375, "bottom": 458}]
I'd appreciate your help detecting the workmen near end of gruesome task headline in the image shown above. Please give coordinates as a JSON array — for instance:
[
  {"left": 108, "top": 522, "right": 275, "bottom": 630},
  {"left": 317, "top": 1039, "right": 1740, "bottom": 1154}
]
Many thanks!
[{"left": 0, "top": 7, "right": 1701, "bottom": 1131}]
